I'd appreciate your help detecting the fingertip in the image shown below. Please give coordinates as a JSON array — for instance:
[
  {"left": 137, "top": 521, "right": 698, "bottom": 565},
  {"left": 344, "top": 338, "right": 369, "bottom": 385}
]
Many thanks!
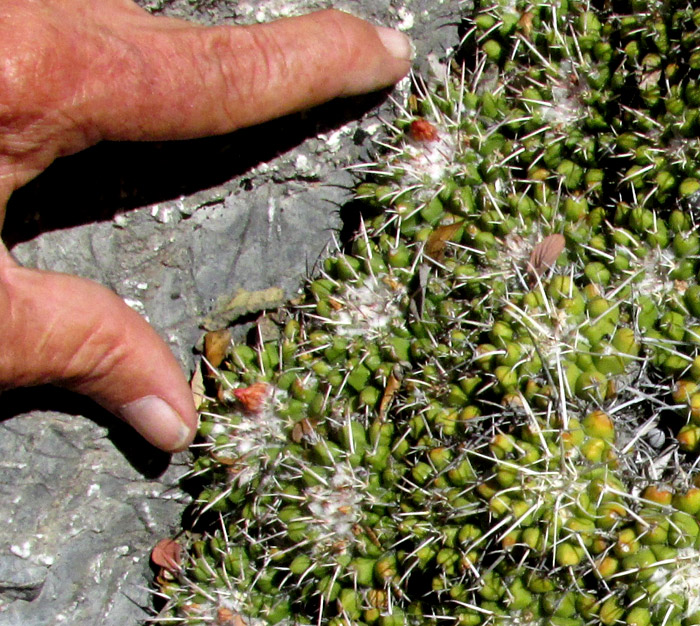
[
  {"left": 374, "top": 26, "right": 414, "bottom": 63},
  {"left": 321, "top": 11, "right": 413, "bottom": 97},
  {"left": 319, "top": 12, "right": 412, "bottom": 99},
  {"left": 119, "top": 395, "right": 197, "bottom": 452}
]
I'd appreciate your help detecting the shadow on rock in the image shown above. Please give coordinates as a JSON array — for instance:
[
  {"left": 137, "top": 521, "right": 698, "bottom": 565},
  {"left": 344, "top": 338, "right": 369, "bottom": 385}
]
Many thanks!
[
  {"left": 0, "top": 385, "right": 172, "bottom": 478},
  {"left": 3, "top": 91, "right": 389, "bottom": 247}
]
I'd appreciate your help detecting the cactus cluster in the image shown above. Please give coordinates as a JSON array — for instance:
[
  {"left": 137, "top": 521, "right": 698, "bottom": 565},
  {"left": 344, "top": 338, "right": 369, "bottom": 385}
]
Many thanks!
[{"left": 153, "top": 2, "right": 700, "bottom": 626}]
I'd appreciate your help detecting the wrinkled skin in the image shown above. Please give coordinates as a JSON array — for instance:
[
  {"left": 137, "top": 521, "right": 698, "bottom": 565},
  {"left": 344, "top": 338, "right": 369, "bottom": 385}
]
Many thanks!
[{"left": 0, "top": 0, "right": 411, "bottom": 451}]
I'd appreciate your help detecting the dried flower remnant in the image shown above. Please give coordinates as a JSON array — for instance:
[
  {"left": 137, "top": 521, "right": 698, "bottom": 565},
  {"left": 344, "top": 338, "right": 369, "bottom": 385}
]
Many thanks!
[{"left": 233, "top": 382, "right": 270, "bottom": 414}]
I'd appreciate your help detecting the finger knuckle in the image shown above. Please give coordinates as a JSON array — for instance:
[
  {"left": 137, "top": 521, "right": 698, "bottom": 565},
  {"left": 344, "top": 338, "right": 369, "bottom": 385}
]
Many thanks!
[{"left": 207, "top": 26, "right": 279, "bottom": 115}]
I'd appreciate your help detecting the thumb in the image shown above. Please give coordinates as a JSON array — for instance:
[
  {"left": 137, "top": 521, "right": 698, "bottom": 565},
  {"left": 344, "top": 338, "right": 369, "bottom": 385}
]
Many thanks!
[{"left": 0, "top": 250, "right": 197, "bottom": 452}]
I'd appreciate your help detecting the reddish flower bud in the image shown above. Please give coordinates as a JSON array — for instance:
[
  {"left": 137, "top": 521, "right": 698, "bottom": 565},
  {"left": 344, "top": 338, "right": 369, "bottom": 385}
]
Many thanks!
[{"left": 409, "top": 118, "right": 438, "bottom": 142}]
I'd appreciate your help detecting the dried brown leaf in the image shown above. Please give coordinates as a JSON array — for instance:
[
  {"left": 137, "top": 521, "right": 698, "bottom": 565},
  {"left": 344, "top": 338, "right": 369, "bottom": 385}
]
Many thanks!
[
  {"left": 328, "top": 297, "right": 344, "bottom": 311},
  {"left": 527, "top": 233, "right": 566, "bottom": 277},
  {"left": 291, "top": 422, "right": 303, "bottom": 444},
  {"left": 291, "top": 418, "right": 316, "bottom": 443},
  {"left": 379, "top": 370, "right": 403, "bottom": 420},
  {"left": 518, "top": 11, "right": 534, "bottom": 37},
  {"left": 211, "top": 453, "right": 238, "bottom": 466},
  {"left": 190, "top": 361, "right": 205, "bottom": 409},
  {"left": 204, "top": 329, "right": 231, "bottom": 368},
  {"left": 217, "top": 607, "right": 247, "bottom": 626},
  {"left": 426, "top": 221, "right": 464, "bottom": 260},
  {"left": 151, "top": 538, "right": 182, "bottom": 573}
]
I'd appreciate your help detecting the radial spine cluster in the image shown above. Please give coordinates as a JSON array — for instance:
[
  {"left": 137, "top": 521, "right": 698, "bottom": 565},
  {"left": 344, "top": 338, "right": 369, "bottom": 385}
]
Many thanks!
[{"left": 154, "top": 2, "right": 700, "bottom": 626}]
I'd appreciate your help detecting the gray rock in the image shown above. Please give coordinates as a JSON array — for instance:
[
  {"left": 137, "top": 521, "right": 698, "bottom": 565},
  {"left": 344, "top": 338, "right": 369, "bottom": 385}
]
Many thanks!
[
  {"left": 0, "top": 1, "right": 459, "bottom": 624},
  {"left": 0, "top": 409, "right": 190, "bottom": 625},
  {"left": 0, "top": 556, "right": 47, "bottom": 602}
]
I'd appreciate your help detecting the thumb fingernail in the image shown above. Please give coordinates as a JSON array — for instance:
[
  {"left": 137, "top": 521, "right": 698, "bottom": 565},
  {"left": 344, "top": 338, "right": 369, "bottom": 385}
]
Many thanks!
[
  {"left": 374, "top": 26, "right": 414, "bottom": 61},
  {"left": 119, "top": 396, "right": 194, "bottom": 452}
]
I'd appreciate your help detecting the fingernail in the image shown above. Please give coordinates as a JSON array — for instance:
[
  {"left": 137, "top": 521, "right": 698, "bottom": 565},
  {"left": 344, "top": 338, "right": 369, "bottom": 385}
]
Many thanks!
[
  {"left": 120, "top": 396, "right": 193, "bottom": 452},
  {"left": 375, "top": 26, "right": 414, "bottom": 61}
]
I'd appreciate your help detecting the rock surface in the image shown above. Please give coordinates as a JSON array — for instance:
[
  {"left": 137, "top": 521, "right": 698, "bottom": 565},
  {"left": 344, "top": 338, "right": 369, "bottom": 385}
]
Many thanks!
[{"left": 0, "top": 1, "right": 458, "bottom": 624}]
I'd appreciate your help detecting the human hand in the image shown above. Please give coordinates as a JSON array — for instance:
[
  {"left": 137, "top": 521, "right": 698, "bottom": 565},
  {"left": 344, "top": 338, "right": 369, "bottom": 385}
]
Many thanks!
[{"left": 0, "top": 0, "right": 412, "bottom": 451}]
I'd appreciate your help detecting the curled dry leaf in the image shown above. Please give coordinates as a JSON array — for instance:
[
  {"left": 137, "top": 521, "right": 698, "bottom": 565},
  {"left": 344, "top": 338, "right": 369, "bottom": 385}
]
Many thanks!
[
  {"left": 211, "top": 452, "right": 239, "bottom": 466},
  {"left": 425, "top": 220, "right": 464, "bottom": 260},
  {"left": 234, "top": 382, "right": 271, "bottom": 414},
  {"left": 518, "top": 11, "right": 534, "bottom": 37},
  {"left": 527, "top": 233, "right": 566, "bottom": 278},
  {"left": 151, "top": 538, "right": 182, "bottom": 574},
  {"left": 409, "top": 118, "right": 439, "bottom": 143},
  {"left": 328, "top": 297, "right": 344, "bottom": 311},
  {"left": 379, "top": 372, "right": 402, "bottom": 420},
  {"left": 182, "top": 603, "right": 203, "bottom": 616},
  {"left": 204, "top": 328, "right": 232, "bottom": 369},
  {"left": 190, "top": 361, "right": 205, "bottom": 409},
  {"left": 217, "top": 607, "right": 247, "bottom": 626},
  {"left": 291, "top": 418, "right": 317, "bottom": 443},
  {"left": 675, "top": 279, "right": 689, "bottom": 294}
]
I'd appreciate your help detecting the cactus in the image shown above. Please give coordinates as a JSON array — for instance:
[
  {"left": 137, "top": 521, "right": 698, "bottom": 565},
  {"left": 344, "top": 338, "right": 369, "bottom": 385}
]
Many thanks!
[{"left": 153, "top": 2, "right": 700, "bottom": 626}]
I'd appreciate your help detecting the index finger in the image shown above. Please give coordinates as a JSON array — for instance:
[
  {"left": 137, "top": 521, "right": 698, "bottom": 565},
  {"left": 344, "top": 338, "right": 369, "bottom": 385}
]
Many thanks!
[{"left": 86, "top": 9, "right": 413, "bottom": 142}]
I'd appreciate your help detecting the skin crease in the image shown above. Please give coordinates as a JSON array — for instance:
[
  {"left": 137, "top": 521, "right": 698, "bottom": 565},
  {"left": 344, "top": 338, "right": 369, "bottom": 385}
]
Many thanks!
[{"left": 0, "top": 0, "right": 412, "bottom": 451}]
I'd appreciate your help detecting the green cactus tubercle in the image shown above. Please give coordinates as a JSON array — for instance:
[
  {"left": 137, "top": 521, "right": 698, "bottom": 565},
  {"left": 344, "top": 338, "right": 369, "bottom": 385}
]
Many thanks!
[{"left": 155, "top": 1, "right": 700, "bottom": 625}]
